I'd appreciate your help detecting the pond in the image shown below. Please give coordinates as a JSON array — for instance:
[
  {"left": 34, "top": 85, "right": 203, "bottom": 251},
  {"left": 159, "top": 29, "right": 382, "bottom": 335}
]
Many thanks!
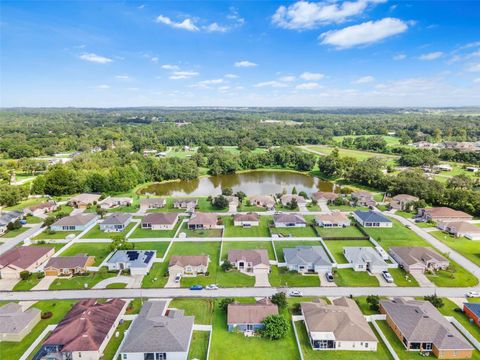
[{"left": 139, "top": 170, "right": 335, "bottom": 196}]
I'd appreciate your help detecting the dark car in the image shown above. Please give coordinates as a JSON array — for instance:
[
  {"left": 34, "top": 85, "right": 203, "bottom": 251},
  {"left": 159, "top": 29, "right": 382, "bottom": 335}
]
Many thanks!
[
  {"left": 325, "top": 272, "right": 334, "bottom": 282},
  {"left": 190, "top": 285, "right": 203, "bottom": 290}
]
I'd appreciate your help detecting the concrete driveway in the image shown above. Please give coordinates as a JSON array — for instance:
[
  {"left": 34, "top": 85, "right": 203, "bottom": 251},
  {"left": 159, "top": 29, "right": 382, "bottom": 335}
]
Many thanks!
[
  {"left": 165, "top": 273, "right": 180, "bottom": 288},
  {"left": 374, "top": 273, "right": 397, "bottom": 287},
  {"left": 93, "top": 275, "right": 134, "bottom": 289},
  {"left": 254, "top": 272, "right": 271, "bottom": 287},
  {"left": 319, "top": 272, "right": 337, "bottom": 287},
  {"left": 0, "top": 278, "right": 19, "bottom": 290},
  {"left": 32, "top": 276, "right": 56, "bottom": 290},
  {"left": 412, "top": 272, "right": 434, "bottom": 287}
]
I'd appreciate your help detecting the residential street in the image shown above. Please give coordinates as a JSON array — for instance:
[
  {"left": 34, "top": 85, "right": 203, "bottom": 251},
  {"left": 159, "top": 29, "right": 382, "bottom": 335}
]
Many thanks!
[{"left": 0, "top": 223, "right": 43, "bottom": 254}]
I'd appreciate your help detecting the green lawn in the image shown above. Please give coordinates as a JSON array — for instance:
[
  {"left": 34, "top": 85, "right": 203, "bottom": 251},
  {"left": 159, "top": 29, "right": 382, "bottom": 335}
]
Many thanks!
[
  {"left": 274, "top": 240, "right": 322, "bottom": 262},
  {"left": 126, "top": 298, "right": 144, "bottom": 314},
  {"left": 169, "top": 298, "right": 215, "bottom": 324},
  {"left": 189, "top": 331, "right": 210, "bottom": 360},
  {"left": 305, "top": 145, "right": 399, "bottom": 166},
  {"left": 3, "top": 197, "right": 49, "bottom": 211},
  {"left": 431, "top": 230, "right": 480, "bottom": 267},
  {"left": 12, "top": 274, "right": 42, "bottom": 291},
  {"left": 221, "top": 241, "right": 275, "bottom": 261},
  {"left": 324, "top": 240, "right": 373, "bottom": 263},
  {"left": 108, "top": 205, "right": 139, "bottom": 213},
  {"left": 271, "top": 224, "right": 318, "bottom": 238},
  {"left": 375, "top": 320, "right": 422, "bottom": 360},
  {"left": 50, "top": 205, "right": 74, "bottom": 218},
  {"left": 129, "top": 220, "right": 181, "bottom": 238},
  {"left": 106, "top": 282, "right": 127, "bottom": 289},
  {"left": 332, "top": 135, "right": 401, "bottom": 147},
  {"left": 0, "top": 226, "right": 30, "bottom": 238},
  {"left": 102, "top": 320, "right": 131, "bottom": 360},
  {"left": 222, "top": 216, "right": 272, "bottom": 237},
  {"left": 59, "top": 242, "right": 112, "bottom": 265},
  {"left": 197, "top": 197, "right": 229, "bottom": 213},
  {"left": 26, "top": 215, "right": 44, "bottom": 224},
  {"left": 269, "top": 266, "right": 320, "bottom": 287},
  {"left": 389, "top": 267, "right": 419, "bottom": 287},
  {"left": 49, "top": 267, "right": 117, "bottom": 290},
  {"left": 179, "top": 222, "right": 223, "bottom": 238},
  {"left": 81, "top": 222, "right": 136, "bottom": 239},
  {"left": 141, "top": 262, "right": 168, "bottom": 288},
  {"left": 132, "top": 241, "right": 170, "bottom": 257},
  {"left": 439, "top": 298, "right": 480, "bottom": 342},
  {"left": 0, "top": 300, "right": 76, "bottom": 360},
  {"left": 334, "top": 268, "right": 379, "bottom": 287},
  {"left": 144, "top": 197, "right": 186, "bottom": 213},
  {"left": 364, "top": 217, "right": 429, "bottom": 249},
  {"left": 238, "top": 200, "right": 267, "bottom": 212},
  {"left": 425, "top": 259, "right": 478, "bottom": 287},
  {"left": 315, "top": 226, "right": 365, "bottom": 238},
  {"left": 30, "top": 241, "right": 66, "bottom": 253},
  {"left": 32, "top": 229, "right": 82, "bottom": 240},
  {"left": 328, "top": 205, "right": 369, "bottom": 212}
]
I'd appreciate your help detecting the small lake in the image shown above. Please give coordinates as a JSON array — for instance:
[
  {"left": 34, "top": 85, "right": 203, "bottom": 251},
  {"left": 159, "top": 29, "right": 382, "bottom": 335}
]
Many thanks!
[{"left": 139, "top": 170, "right": 335, "bottom": 196}]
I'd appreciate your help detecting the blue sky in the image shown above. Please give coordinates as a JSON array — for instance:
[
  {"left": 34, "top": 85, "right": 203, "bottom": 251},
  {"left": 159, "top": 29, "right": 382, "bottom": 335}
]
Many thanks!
[{"left": 1, "top": 0, "right": 479, "bottom": 107}]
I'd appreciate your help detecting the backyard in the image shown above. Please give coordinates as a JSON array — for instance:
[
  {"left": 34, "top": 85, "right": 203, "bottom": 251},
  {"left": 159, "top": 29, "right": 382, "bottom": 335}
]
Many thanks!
[
  {"left": 315, "top": 225, "right": 366, "bottom": 238},
  {"left": 131, "top": 241, "right": 170, "bottom": 258},
  {"left": 270, "top": 223, "right": 318, "bottom": 238},
  {"left": 222, "top": 215, "right": 272, "bottom": 237},
  {"left": 179, "top": 222, "right": 223, "bottom": 238},
  {"left": 59, "top": 242, "right": 112, "bottom": 266},
  {"left": 129, "top": 220, "right": 181, "bottom": 238}
]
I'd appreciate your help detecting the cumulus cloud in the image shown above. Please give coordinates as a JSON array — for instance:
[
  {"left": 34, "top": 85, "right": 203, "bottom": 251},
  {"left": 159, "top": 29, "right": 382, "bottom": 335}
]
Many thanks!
[
  {"left": 156, "top": 15, "right": 199, "bottom": 31},
  {"left": 296, "top": 82, "right": 320, "bottom": 90},
  {"left": 320, "top": 18, "right": 409, "bottom": 49},
  {"left": 234, "top": 60, "right": 257, "bottom": 67},
  {"left": 79, "top": 53, "right": 113, "bottom": 64},
  {"left": 161, "top": 64, "right": 180, "bottom": 70},
  {"left": 419, "top": 51, "right": 443, "bottom": 61},
  {"left": 169, "top": 71, "right": 199, "bottom": 80},
  {"left": 96, "top": 84, "right": 110, "bottom": 89},
  {"left": 254, "top": 81, "right": 288, "bottom": 88},
  {"left": 279, "top": 75, "right": 296, "bottom": 82},
  {"left": 272, "top": 0, "right": 386, "bottom": 30},
  {"left": 203, "top": 22, "right": 229, "bottom": 32},
  {"left": 224, "top": 73, "right": 239, "bottom": 78},
  {"left": 300, "top": 72, "right": 324, "bottom": 81},
  {"left": 352, "top": 75, "right": 375, "bottom": 84},
  {"left": 467, "top": 62, "right": 480, "bottom": 72},
  {"left": 393, "top": 53, "right": 406, "bottom": 60},
  {"left": 193, "top": 78, "right": 225, "bottom": 88}
]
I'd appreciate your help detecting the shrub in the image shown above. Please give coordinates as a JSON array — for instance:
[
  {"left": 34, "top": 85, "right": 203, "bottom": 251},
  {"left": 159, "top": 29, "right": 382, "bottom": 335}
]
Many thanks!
[
  {"left": 260, "top": 315, "right": 288, "bottom": 340},
  {"left": 41, "top": 311, "right": 53, "bottom": 319},
  {"left": 219, "top": 298, "right": 234, "bottom": 312},
  {"left": 36, "top": 272, "right": 45, "bottom": 279},
  {"left": 20, "top": 271, "right": 31, "bottom": 280},
  {"left": 271, "top": 292, "right": 287, "bottom": 310}
]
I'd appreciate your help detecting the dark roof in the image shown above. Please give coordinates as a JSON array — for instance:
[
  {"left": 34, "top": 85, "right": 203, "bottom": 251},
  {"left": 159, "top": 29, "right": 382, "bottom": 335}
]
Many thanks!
[
  {"left": 228, "top": 298, "right": 278, "bottom": 324},
  {"left": 464, "top": 303, "right": 480, "bottom": 318},
  {"left": 354, "top": 211, "right": 391, "bottom": 224},
  {"left": 45, "top": 255, "right": 90, "bottom": 269},
  {"left": 142, "top": 213, "right": 178, "bottom": 225},
  {"left": 0, "top": 211, "right": 23, "bottom": 226},
  {"left": 101, "top": 213, "right": 132, "bottom": 225},
  {"left": 52, "top": 213, "right": 97, "bottom": 227},
  {"left": 233, "top": 213, "right": 260, "bottom": 222},
  {"left": 0, "top": 246, "right": 54, "bottom": 269}
]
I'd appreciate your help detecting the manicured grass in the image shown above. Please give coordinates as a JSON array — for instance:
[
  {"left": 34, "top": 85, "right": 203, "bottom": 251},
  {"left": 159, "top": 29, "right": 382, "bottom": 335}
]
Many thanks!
[
  {"left": 238, "top": 201, "right": 267, "bottom": 212},
  {"left": 13, "top": 275, "right": 42, "bottom": 291},
  {"left": 315, "top": 226, "right": 365, "bottom": 238},
  {"left": 395, "top": 210, "right": 414, "bottom": 219},
  {"left": 145, "top": 197, "right": 185, "bottom": 213},
  {"left": 439, "top": 298, "right": 480, "bottom": 342},
  {"left": 141, "top": 262, "right": 168, "bottom": 288},
  {"left": 270, "top": 224, "right": 318, "bottom": 238},
  {"left": 269, "top": 266, "right": 320, "bottom": 287},
  {"left": 49, "top": 267, "right": 116, "bottom": 290},
  {"left": 51, "top": 205, "right": 74, "bottom": 216},
  {"left": 60, "top": 242, "right": 112, "bottom": 265},
  {"left": 129, "top": 220, "right": 181, "bottom": 238},
  {"left": 81, "top": 222, "right": 136, "bottom": 239},
  {"left": 132, "top": 241, "right": 170, "bottom": 257},
  {"left": 30, "top": 241, "right": 66, "bottom": 253},
  {"left": 221, "top": 241, "right": 275, "bottom": 261},
  {"left": 0, "top": 300, "right": 76, "bottom": 360},
  {"left": 102, "top": 320, "right": 131, "bottom": 360},
  {"left": 375, "top": 320, "right": 420, "bottom": 360},
  {"left": 106, "top": 282, "right": 127, "bottom": 289},
  {"left": 197, "top": 197, "right": 229, "bottom": 213},
  {"left": 3, "top": 197, "right": 49, "bottom": 211},
  {"left": 222, "top": 216, "right": 272, "bottom": 237},
  {"left": 32, "top": 229, "right": 82, "bottom": 240},
  {"left": 0, "top": 226, "right": 30, "bottom": 238},
  {"left": 189, "top": 331, "right": 210, "bottom": 360},
  {"left": 108, "top": 205, "right": 139, "bottom": 213},
  {"left": 26, "top": 215, "right": 43, "bottom": 224},
  {"left": 334, "top": 268, "right": 379, "bottom": 287},
  {"left": 355, "top": 296, "right": 384, "bottom": 315},
  {"left": 389, "top": 267, "right": 419, "bottom": 287},
  {"left": 179, "top": 222, "right": 223, "bottom": 238},
  {"left": 126, "top": 298, "right": 144, "bottom": 314},
  {"left": 216, "top": 269, "right": 255, "bottom": 287},
  {"left": 324, "top": 240, "right": 373, "bottom": 263},
  {"left": 274, "top": 240, "right": 322, "bottom": 262},
  {"left": 426, "top": 259, "right": 478, "bottom": 287},
  {"left": 169, "top": 298, "right": 215, "bottom": 324},
  {"left": 431, "top": 230, "right": 480, "bottom": 267}
]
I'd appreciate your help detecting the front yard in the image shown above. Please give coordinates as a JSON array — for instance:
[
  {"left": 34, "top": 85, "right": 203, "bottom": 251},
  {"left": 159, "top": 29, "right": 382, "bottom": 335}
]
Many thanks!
[
  {"left": 49, "top": 267, "right": 117, "bottom": 290},
  {"left": 431, "top": 230, "right": 480, "bottom": 267},
  {"left": 0, "top": 226, "right": 30, "bottom": 238},
  {"left": 270, "top": 224, "right": 318, "bottom": 238},
  {"left": 425, "top": 259, "right": 478, "bottom": 287},
  {"left": 333, "top": 268, "right": 379, "bottom": 287},
  {"left": 59, "top": 242, "right": 112, "bottom": 266},
  {"left": 222, "top": 216, "right": 272, "bottom": 237},
  {"left": 315, "top": 225, "right": 366, "bottom": 238}
]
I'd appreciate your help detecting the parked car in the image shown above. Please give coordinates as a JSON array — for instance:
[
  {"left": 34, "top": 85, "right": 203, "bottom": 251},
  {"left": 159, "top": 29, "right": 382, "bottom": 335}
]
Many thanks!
[
  {"left": 206, "top": 284, "right": 218, "bottom": 290},
  {"left": 190, "top": 285, "right": 203, "bottom": 290},
  {"left": 382, "top": 271, "right": 394, "bottom": 283},
  {"left": 325, "top": 272, "right": 334, "bottom": 282},
  {"left": 289, "top": 290, "right": 303, "bottom": 297},
  {"left": 405, "top": 224, "right": 412, "bottom": 229},
  {"left": 467, "top": 291, "right": 480, "bottom": 298},
  {"left": 174, "top": 274, "right": 181, "bottom": 283}
]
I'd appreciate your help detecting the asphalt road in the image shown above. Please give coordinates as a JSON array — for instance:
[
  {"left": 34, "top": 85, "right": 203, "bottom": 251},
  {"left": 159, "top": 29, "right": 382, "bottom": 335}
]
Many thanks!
[{"left": 0, "top": 224, "right": 43, "bottom": 254}]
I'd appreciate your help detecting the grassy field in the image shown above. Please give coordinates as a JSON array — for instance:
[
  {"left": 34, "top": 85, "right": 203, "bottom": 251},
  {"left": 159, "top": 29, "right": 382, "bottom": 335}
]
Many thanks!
[
  {"left": 221, "top": 241, "right": 276, "bottom": 261},
  {"left": 222, "top": 215, "right": 272, "bottom": 237},
  {"left": 0, "top": 226, "right": 30, "bottom": 238},
  {"left": 431, "top": 230, "right": 480, "bottom": 267},
  {"left": 324, "top": 239, "right": 373, "bottom": 263},
  {"left": 49, "top": 267, "right": 116, "bottom": 289},
  {"left": 102, "top": 320, "right": 131, "bottom": 360},
  {"left": 334, "top": 268, "right": 379, "bottom": 287},
  {"left": 32, "top": 229, "right": 82, "bottom": 240},
  {"left": 189, "top": 331, "right": 210, "bottom": 360},
  {"left": 169, "top": 298, "right": 215, "bottom": 325},
  {"left": 81, "top": 222, "right": 136, "bottom": 239},
  {"left": 179, "top": 222, "right": 223, "bottom": 238},
  {"left": 305, "top": 145, "right": 399, "bottom": 166},
  {"left": 270, "top": 224, "right": 318, "bottom": 238},
  {"left": 132, "top": 241, "right": 170, "bottom": 257},
  {"left": 129, "top": 220, "right": 181, "bottom": 238},
  {"left": 59, "top": 242, "right": 112, "bottom": 265},
  {"left": 363, "top": 217, "right": 429, "bottom": 249},
  {"left": 425, "top": 259, "right": 478, "bottom": 287},
  {"left": 273, "top": 240, "right": 322, "bottom": 262},
  {"left": 315, "top": 226, "right": 365, "bottom": 238}
]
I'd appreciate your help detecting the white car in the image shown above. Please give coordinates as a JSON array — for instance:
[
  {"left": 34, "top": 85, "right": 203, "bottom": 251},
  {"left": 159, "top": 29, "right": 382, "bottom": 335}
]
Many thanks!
[
  {"left": 467, "top": 291, "right": 480, "bottom": 298},
  {"left": 289, "top": 290, "right": 303, "bottom": 297},
  {"left": 205, "top": 284, "right": 219, "bottom": 290},
  {"left": 382, "top": 271, "right": 394, "bottom": 283}
]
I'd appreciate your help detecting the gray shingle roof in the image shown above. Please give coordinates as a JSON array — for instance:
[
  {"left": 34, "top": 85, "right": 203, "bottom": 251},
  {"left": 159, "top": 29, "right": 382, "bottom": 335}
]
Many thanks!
[
  {"left": 274, "top": 213, "right": 306, "bottom": 224},
  {"left": 283, "top": 246, "right": 332, "bottom": 267},
  {"left": 354, "top": 211, "right": 391, "bottom": 224},
  {"left": 0, "top": 303, "right": 40, "bottom": 335},
  {"left": 343, "top": 247, "right": 387, "bottom": 267},
  {"left": 0, "top": 211, "right": 23, "bottom": 227},
  {"left": 101, "top": 213, "right": 132, "bottom": 225},
  {"left": 51, "top": 213, "right": 97, "bottom": 227}
]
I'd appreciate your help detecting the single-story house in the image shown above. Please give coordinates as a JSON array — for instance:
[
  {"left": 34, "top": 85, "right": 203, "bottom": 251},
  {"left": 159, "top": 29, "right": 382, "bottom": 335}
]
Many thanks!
[
  {"left": 380, "top": 298, "right": 473, "bottom": 359},
  {"left": 388, "top": 194, "right": 419, "bottom": 211},
  {"left": 464, "top": 303, "right": 480, "bottom": 328},
  {"left": 0, "top": 303, "right": 41, "bottom": 342},
  {"left": 168, "top": 255, "right": 209, "bottom": 276},
  {"left": 227, "top": 298, "right": 278, "bottom": 333},
  {"left": 273, "top": 213, "right": 307, "bottom": 227},
  {"left": 351, "top": 191, "right": 376, "bottom": 207},
  {"left": 99, "top": 213, "right": 132, "bottom": 232},
  {"left": 50, "top": 213, "right": 97, "bottom": 232},
  {"left": 106, "top": 250, "right": 156, "bottom": 275},
  {"left": 141, "top": 212, "right": 179, "bottom": 230},
  {"left": 25, "top": 201, "right": 58, "bottom": 216},
  {"left": 43, "top": 255, "right": 95, "bottom": 276},
  {"left": 119, "top": 301, "right": 194, "bottom": 360},
  {"left": 311, "top": 191, "right": 338, "bottom": 204},
  {"left": 248, "top": 195, "right": 276, "bottom": 210},
  {"left": 280, "top": 194, "right": 307, "bottom": 207},
  {"left": 353, "top": 211, "right": 392, "bottom": 228},
  {"left": 315, "top": 212, "right": 351, "bottom": 227},
  {"left": 188, "top": 213, "right": 219, "bottom": 230},
  {"left": 389, "top": 246, "right": 449, "bottom": 274},
  {"left": 36, "top": 299, "right": 126, "bottom": 360},
  {"left": 139, "top": 197, "right": 166, "bottom": 210},
  {"left": 301, "top": 297, "right": 378, "bottom": 351},
  {"left": 0, "top": 210, "right": 23, "bottom": 235},
  {"left": 343, "top": 247, "right": 388, "bottom": 273},
  {"left": 99, "top": 196, "right": 132, "bottom": 209},
  {"left": 418, "top": 207, "right": 473, "bottom": 223},
  {"left": 68, "top": 193, "right": 101, "bottom": 208},
  {"left": 283, "top": 246, "right": 333, "bottom": 273},
  {"left": 173, "top": 198, "right": 198, "bottom": 210},
  {"left": 233, "top": 212, "right": 260, "bottom": 227},
  {"left": 227, "top": 249, "right": 270, "bottom": 274},
  {"left": 433, "top": 164, "right": 453, "bottom": 172},
  {"left": 437, "top": 221, "right": 480, "bottom": 240},
  {"left": 0, "top": 246, "right": 54, "bottom": 279}
]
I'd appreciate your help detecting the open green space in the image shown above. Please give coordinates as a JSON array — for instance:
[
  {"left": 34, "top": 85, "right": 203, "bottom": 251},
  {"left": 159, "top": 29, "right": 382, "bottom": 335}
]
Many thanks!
[
  {"left": 132, "top": 241, "right": 170, "bottom": 257},
  {"left": 305, "top": 145, "right": 399, "bottom": 166},
  {"left": 129, "top": 220, "right": 181, "bottom": 238},
  {"left": 221, "top": 241, "right": 275, "bottom": 261},
  {"left": 12, "top": 274, "right": 42, "bottom": 291},
  {"left": 274, "top": 240, "right": 322, "bottom": 262},
  {"left": 388, "top": 267, "right": 419, "bottom": 287},
  {"left": 363, "top": 217, "right": 429, "bottom": 249},
  {"left": 425, "top": 259, "right": 478, "bottom": 287},
  {"left": 179, "top": 222, "right": 223, "bottom": 238},
  {"left": 0, "top": 226, "right": 30, "bottom": 238},
  {"left": 3, "top": 197, "right": 50, "bottom": 211},
  {"left": 32, "top": 229, "right": 82, "bottom": 240},
  {"left": 169, "top": 298, "right": 215, "bottom": 325},
  {"left": 315, "top": 225, "right": 365, "bottom": 239},
  {"left": 30, "top": 241, "right": 66, "bottom": 253},
  {"left": 222, "top": 215, "right": 272, "bottom": 237},
  {"left": 59, "top": 242, "right": 112, "bottom": 265},
  {"left": 81, "top": 222, "right": 136, "bottom": 239},
  {"left": 102, "top": 320, "right": 131, "bottom": 360},
  {"left": 324, "top": 239, "right": 373, "bottom": 263},
  {"left": 431, "top": 230, "right": 480, "bottom": 267},
  {"left": 49, "top": 267, "right": 116, "bottom": 290},
  {"left": 270, "top": 224, "right": 317, "bottom": 238},
  {"left": 189, "top": 331, "right": 210, "bottom": 360},
  {"left": 334, "top": 268, "right": 379, "bottom": 287}
]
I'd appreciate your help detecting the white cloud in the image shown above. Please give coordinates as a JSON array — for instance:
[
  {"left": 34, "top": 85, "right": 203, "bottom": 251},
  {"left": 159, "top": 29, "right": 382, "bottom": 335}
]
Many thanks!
[
  {"left": 272, "top": 0, "right": 386, "bottom": 30},
  {"left": 254, "top": 81, "right": 288, "bottom": 88},
  {"left": 224, "top": 73, "right": 238, "bottom": 78},
  {"left": 169, "top": 71, "right": 199, "bottom": 80},
  {"left": 193, "top": 78, "right": 225, "bottom": 88},
  {"left": 352, "top": 75, "right": 375, "bottom": 84},
  {"left": 393, "top": 53, "right": 406, "bottom": 60},
  {"left": 279, "top": 75, "right": 296, "bottom": 82},
  {"left": 150, "top": 57, "right": 159, "bottom": 63},
  {"left": 115, "top": 75, "right": 130, "bottom": 80},
  {"left": 320, "top": 18, "right": 409, "bottom": 49},
  {"left": 419, "top": 51, "right": 443, "bottom": 61},
  {"left": 296, "top": 82, "right": 320, "bottom": 90},
  {"left": 234, "top": 60, "right": 257, "bottom": 68},
  {"left": 467, "top": 63, "right": 480, "bottom": 72},
  {"left": 204, "top": 22, "right": 229, "bottom": 32},
  {"left": 218, "top": 86, "right": 230, "bottom": 91},
  {"left": 156, "top": 15, "right": 199, "bottom": 31},
  {"left": 96, "top": 84, "right": 110, "bottom": 89},
  {"left": 473, "top": 78, "right": 480, "bottom": 83},
  {"left": 161, "top": 64, "right": 180, "bottom": 70},
  {"left": 300, "top": 72, "right": 324, "bottom": 81},
  {"left": 79, "top": 53, "right": 113, "bottom": 64}
]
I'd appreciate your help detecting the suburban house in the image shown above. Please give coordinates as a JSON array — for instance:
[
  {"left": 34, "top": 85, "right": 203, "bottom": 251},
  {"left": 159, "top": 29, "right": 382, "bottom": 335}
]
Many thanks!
[
  {"left": 283, "top": 246, "right": 333, "bottom": 273},
  {"left": 0, "top": 246, "right": 54, "bottom": 279},
  {"left": 227, "top": 249, "right": 270, "bottom": 274},
  {"left": 36, "top": 299, "right": 126, "bottom": 360},
  {"left": 353, "top": 211, "right": 392, "bottom": 228},
  {"left": 188, "top": 212, "right": 219, "bottom": 230},
  {"left": 106, "top": 250, "right": 156, "bottom": 275},
  {"left": 99, "top": 213, "right": 132, "bottom": 232},
  {"left": 343, "top": 247, "right": 388, "bottom": 273},
  {"left": 50, "top": 213, "right": 97, "bottom": 232},
  {"left": 280, "top": 194, "right": 307, "bottom": 207},
  {"left": 139, "top": 197, "right": 165, "bottom": 210},
  {"left": 225, "top": 196, "right": 239, "bottom": 208},
  {"left": 119, "top": 300, "right": 194, "bottom": 360},
  {"left": 311, "top": 191, "right": 338, "bottom": 204},
  {"left": 380, "top": 298, "right": 473, "bottom": 359},
  {"left": 25, "top": 201, "right": 57, "bottom": 216},
  {"left": 351, "top": 191, "right": 376, "bottom": 207},
  {"left": 273, "top": 213, "right": 307, "bottom": 227},
  {"left": 233, "top": 212, "right": 260, "bottom": 227},
  {"left": 141, "top": 213, "right": 179, "bottom": 230},
  {"left": 99, "top": 196, "right": 133, "bottom": 209},
  {"left": 389, "top": 247, "right": 449, "bottom": 274},
  {"left": 388, "top": 194, "right": 419, "bottom": 211},
  {"left": 301, "top": 297, "right": 378, "bottom": 351},
  {"left": 43, "top": 255, "right": 95, "bottom": 276},
  {"left": 68, "top": 193, "right": 101, "bottom": 208},
  {"left": 227, "top": 298, "right": 278, "bottom": 333},
  {"left": 437, "top": 221, "right": 480, "bottom": 240},
  {"left": 0, "top": 303, "right": 41, "bottom": 342},
  {"left": 248, "top": 195, "right": 276, "bottom": 210},
  {"left": 315, "top": 212, "right": 351, "bottom": 228},
  {"left": 418, "top": 207, "right": 473, "bottom": 223},
  {"left": 463, "top": 303, "right": 480, "bottom": 328},
  {"left": 168, "top": 255, "right": 209, "bottom": 276},
  {"left": 0, "top": 210, "right": 23, "bottom": 235},
  {"left": 173, "top": 198, "right": 198, "bottom": 210}
]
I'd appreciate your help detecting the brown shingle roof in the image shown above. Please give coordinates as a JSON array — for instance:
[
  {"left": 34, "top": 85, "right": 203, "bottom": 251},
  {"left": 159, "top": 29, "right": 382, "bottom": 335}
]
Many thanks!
[
  {"left": 142, "top": 213, "right": 178, "bottom": 225},
  {"left": 392, "top": 194, "right": 419, "bottom": 202},
  {"left": 228, "top": 249, "right": 269, "bottom": 267},
  {"left": 0, "top": 246, "right": 53, "bottom": 269},
  {"left": 273, "top": 213, "right": 306, "bottom": 224},
  {"left": 424, "top": 207, "right": 472, "bottom": 219},
  {"left": 233, "top": 213, "right": 259, "bottom": 222},
  {"left": 140, "top": 198, "right": 166, "bottom": 207},
  {"left": 52, "top": 213, "right": 97, "bottom": 227},
  {"left": 169, "top": 255, "right": 209, "bottom": 267},
  {"left": 315, "top": 212, "right": 349, "bottom": 224},
  {"left": 188, "top": 213, "right": 218, "bottom": 226},
  {"left": 311, "top": 192, "right": 338, "bottom": 201},
  {"left": 44, "top": 255, "right": 91, "bottom": 269},
  {"left": 227, "top": 298, "right": 278, "bottom": 324},
  {"left": 389, "top": 246, "right": 448, "bottom": 266},
  {"left": 69, "top": 193, "right": 101, "bottom": 204},
  {"left": 440, "top": 221, "right": 480, "bottom": 234},
  {"left": 29, "top": 201, "right": 56, "bottom": 211}
]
